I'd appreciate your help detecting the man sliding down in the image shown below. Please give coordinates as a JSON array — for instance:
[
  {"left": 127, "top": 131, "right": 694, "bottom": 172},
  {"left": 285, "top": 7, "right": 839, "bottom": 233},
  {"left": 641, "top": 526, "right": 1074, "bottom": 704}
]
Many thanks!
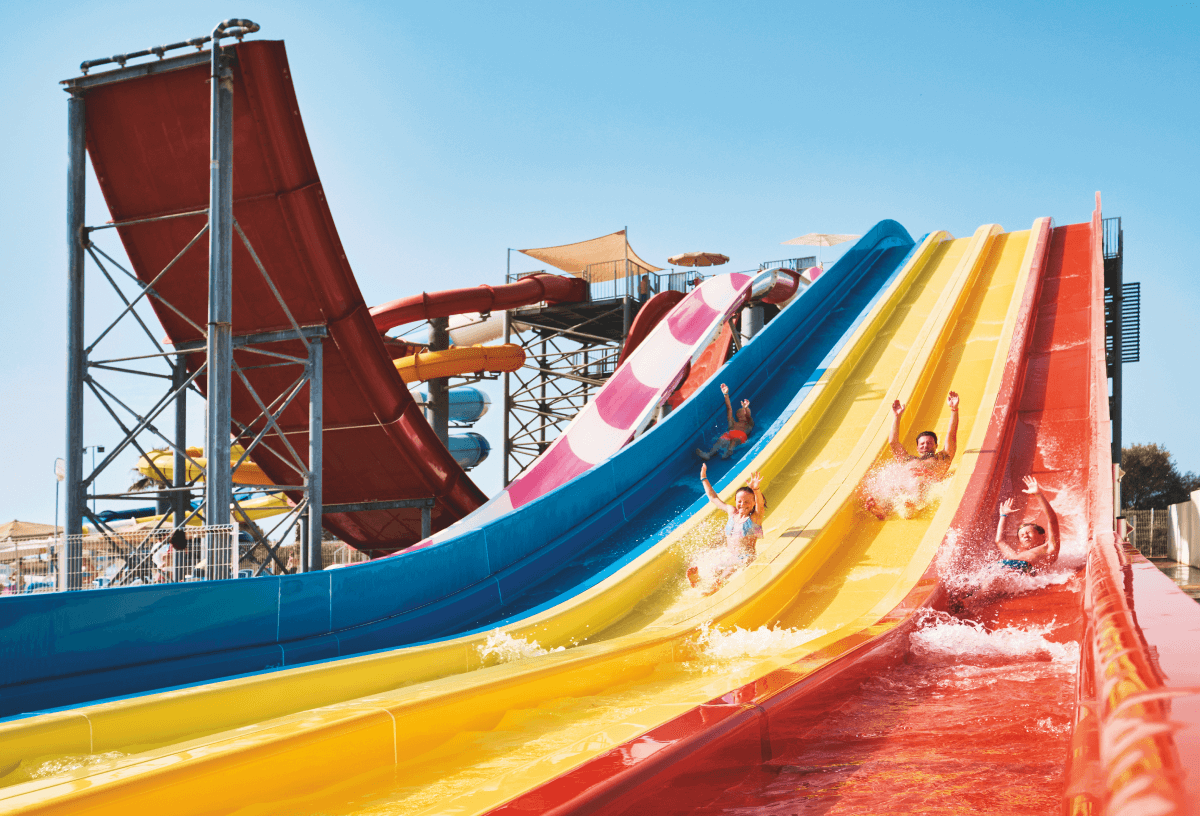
[{"left": 863, "top": 391, "right": 959, "bottom": 519}]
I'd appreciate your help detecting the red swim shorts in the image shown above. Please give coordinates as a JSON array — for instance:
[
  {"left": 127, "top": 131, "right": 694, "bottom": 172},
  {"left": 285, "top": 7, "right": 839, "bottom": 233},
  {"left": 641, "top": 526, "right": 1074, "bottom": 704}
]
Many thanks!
[{"left": 721, "top": 430, "right": 748, "bottom": 444}]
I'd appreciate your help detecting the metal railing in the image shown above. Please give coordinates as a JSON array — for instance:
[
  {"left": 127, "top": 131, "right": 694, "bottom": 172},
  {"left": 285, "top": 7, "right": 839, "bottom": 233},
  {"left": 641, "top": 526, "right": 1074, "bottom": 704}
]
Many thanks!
[
  {"left": 507, "top": 262, "right": 721, "bottom": 303},
  {"left": 1, "top": 525, "right": 238, "bottom": 593},
  {"left": 1125, "top": 509, "right": 1168, "bottom": 558},
  {"left": 1103, "top": 217, "right": 1122, "bottom": 260},
  {"left": 759, "top": 256, "right": 817, "bottom": 271}
]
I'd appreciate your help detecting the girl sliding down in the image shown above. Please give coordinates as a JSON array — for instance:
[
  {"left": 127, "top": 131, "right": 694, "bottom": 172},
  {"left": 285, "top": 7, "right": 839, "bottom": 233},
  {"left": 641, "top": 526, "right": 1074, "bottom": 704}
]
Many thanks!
[{"left": 687, "top": 464, "right": 765, "bottom": 595}]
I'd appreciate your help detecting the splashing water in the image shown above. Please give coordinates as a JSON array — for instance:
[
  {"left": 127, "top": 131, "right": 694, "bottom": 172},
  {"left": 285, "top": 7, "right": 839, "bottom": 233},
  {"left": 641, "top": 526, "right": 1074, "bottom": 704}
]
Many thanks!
[
  {"left": 477, "top": 629, "right": 564, "bottom": 665},
  {"left": 860, "top": 459, "right": 949, "bottom": 519},
  {"left": 693, "top": 621, "right": 828, "bottom": 670},
  {"left": 938, "top": 479, "right": 1089, "bottom": 605},
  {"left": 0, "top": 751, "right": 128, "bottom": 787},
  {"left": 908, "top": 609, "right": 1078, "bottom": 666}
]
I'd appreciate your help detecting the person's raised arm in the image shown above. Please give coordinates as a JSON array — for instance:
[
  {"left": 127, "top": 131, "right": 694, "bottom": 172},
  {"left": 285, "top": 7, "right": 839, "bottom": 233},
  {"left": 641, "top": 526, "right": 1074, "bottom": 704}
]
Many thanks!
[
  {"left": 889, "top": 399, "right": 908, "bottom": 459},
  {"left": 1023, "top": 475, "right": 1060, "bottom": 559},
  {"left": 996, "top": 496, "right": 1018, "bottom": 558},
  {"left": 721, "top": 383, "right": 734, "bottom": 429},
  {"left": 700, "top": 463, "right": 733, "bottom": 512},
  {"left": 944, "top": 391, "right": 960, "bottom": 459},
  {"left": 746, "top": 471, "right": 765, "bottom": 521}
]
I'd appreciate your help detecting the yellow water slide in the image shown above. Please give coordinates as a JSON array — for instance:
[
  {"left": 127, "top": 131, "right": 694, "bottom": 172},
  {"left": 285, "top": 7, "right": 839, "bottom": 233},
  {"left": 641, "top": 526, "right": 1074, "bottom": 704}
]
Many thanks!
[
  {"left": 136, "top": 444, "right": 273, "bottom": 486},
  {"left": 0, "top": 223, "right": 1039, "bottom": 815}
]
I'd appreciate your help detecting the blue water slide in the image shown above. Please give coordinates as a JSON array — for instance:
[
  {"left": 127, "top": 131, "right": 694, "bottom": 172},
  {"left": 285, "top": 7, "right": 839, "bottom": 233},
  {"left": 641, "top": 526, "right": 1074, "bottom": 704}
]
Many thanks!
[{"left": 0, "top": 222, "right": 915, "bottom": 718}]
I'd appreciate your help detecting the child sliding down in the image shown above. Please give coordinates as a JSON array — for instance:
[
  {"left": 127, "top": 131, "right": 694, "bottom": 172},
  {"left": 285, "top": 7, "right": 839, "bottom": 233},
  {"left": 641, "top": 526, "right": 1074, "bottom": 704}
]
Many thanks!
[
  {"left": 687, "top": 464, "right": 764, "bottom": 595},
  {"left": 696, "top": 383, "right": 753, "bottom": 460}
]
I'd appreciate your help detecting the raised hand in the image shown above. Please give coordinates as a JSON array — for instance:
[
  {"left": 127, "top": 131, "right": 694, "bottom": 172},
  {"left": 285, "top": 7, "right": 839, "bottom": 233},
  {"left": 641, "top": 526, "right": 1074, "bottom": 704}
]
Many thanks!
[
  {"left": 747, "top": 471, "right": 763, "bottom": 490},
  {"left": 741, "top": 399, "right": 750, "bottom": 411},
  {"left": 947, "top": 391, "right": 960, "bottom": 411},
  {"left": 700, "top": 463, "right": 708, "bottom": 481},
  {"left": 1021, "top": 475, "right": 1041, "bottom": 495},
  {"left": 720, "top": 383, "right": 729, "bottom": 396},
  {"left": 1000, "top": 497, "right": 1016, "bottom": 516},
  {"left": 893, "top": 399, "right": 904, "bottom": 416}
]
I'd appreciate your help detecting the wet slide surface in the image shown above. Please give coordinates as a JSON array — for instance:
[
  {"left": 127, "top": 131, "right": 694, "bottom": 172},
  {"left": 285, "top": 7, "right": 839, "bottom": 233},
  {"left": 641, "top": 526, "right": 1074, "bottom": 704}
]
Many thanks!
[
  {"left": 573, "top": 220, "right": 1097, "bottom": 816},
  {"left": 496, "top": 212, "right": 1200, "bottom": 816},
  {"left": 0, "top": 223, "right": 1012, "bottom": 815},
  {"left": 275, "top": 224, "right": 1031, "bottom": 815},
  {"left": 0, "top": 226, "right": 913, "bottom": 788}
]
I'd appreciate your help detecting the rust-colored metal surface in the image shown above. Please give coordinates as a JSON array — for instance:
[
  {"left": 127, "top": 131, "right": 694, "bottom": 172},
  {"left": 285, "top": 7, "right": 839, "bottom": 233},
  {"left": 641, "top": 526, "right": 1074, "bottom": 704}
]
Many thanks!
[{"left": 83, "top": 40, "right": 486, "bottom": 552}]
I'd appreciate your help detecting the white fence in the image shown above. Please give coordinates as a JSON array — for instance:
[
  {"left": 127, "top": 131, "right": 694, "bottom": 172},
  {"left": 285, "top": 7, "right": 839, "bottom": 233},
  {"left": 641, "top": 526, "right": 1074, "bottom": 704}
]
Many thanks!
[{"left": 1, "top": 525, "right": 237, "bottom": 593}]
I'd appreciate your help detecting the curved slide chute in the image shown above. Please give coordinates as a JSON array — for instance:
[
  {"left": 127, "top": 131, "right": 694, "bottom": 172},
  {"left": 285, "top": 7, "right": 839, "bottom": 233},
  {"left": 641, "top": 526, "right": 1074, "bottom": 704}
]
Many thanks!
[
  {"left": 0, "top": 223, "right": 914, "bottom": 763},
  {"left": 369, "top": 273, "right": 586, "bottom": 334},
  {"left": 71, "top": 39, "right": 487, "bottom": 552},
  {"left": 403, "top": 268, "right": 782, "bottom": 554},
  {"left": 394, "top": 343, "right": 525, "bottom": 383},
  {"left": 615, "top": 289, "right": 685, "bottom": 367}
]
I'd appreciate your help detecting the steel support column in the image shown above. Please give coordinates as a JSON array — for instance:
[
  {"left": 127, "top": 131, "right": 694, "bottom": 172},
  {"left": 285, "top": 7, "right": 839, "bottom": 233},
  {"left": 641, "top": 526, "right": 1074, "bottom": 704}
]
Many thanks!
[
  {"left": 171, "top": 356, "right": 189, "bottom": 546},
  {"left": 428, "top": 316, "right": 450, "bottom": 445},
  {"left": 306, "top": 337, "right": 323, "bottom": 571},
  {"left": 61, "top": 90, "right": 87, "bottom": 590},
  {"left": 741, "top": 303, "right": 764, "bottom": 344},
  {"left": 501, "top": 308, "right": 511, "bottom": 487},
  {"left": 204, "top": 39, "right": 234, "bottom": 535},
  {"left": 204, "top": 34, "right": 235, "bottom": 579}
]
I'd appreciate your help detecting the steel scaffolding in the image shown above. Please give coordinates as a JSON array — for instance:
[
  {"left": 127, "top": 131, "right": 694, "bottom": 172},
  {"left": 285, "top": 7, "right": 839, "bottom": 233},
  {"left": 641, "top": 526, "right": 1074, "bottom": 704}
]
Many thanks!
[{"left": 58, "top": 21, "right": 334, "bottom": 587}]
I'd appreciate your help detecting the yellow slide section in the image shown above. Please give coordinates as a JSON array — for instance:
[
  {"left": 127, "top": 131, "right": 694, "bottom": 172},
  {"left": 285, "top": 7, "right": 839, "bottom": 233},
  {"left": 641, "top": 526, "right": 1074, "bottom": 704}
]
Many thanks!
[
  {"left": 0, "top": 223, "right": 1040, "bottom": 815},
  {"left": 394, "top": 343, "right": 525, "bottom": 383},
  {"left": 136, "top": 444, "right": 273, "bottom": 486}
]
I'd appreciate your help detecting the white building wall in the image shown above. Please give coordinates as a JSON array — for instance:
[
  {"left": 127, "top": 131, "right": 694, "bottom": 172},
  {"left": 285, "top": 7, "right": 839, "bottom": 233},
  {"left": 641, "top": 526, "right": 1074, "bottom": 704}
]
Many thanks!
[{"left": 1167, "top": 489, "right": 1200, "bottom": 568}]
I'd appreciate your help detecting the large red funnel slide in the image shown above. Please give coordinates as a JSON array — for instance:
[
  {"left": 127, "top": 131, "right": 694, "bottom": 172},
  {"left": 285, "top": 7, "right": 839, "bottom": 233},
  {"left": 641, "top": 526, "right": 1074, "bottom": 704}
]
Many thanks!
[{"left": 80, "top": 41, "right": 582, "bottom": 554}]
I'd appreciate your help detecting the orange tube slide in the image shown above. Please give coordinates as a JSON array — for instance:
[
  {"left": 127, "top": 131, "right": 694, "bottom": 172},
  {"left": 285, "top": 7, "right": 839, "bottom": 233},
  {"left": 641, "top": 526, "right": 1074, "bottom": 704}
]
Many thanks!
[{"left": 394, "top": 344, "right": 526, "bottom": 383}]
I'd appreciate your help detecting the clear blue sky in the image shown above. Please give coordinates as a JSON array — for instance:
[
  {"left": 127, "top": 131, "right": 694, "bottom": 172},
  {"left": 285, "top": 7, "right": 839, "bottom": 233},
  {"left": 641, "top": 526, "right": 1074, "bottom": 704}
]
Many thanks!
[{"left": 2, "top": 0, "right": 1197, "bottom": 525}]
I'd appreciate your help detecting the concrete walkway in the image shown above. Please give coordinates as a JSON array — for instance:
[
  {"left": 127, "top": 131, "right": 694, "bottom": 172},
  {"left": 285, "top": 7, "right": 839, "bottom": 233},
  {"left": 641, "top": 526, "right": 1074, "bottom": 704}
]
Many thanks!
[{"left": 1149, "top": 557, "right": 1200, "bottom": 602}]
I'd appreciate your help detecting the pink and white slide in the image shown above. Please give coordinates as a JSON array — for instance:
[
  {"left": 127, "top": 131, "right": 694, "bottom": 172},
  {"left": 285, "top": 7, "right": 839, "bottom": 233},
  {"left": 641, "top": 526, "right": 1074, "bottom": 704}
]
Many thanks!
[{"left": 403, "top": 269, "right": 780, "bottom": 553}]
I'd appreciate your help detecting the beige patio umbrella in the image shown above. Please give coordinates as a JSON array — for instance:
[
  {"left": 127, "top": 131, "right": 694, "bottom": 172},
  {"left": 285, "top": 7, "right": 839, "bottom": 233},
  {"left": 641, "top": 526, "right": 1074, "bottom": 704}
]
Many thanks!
[
  {"left": 667, "top": 251, "right": 730, "bottom": 267},
  {"left": 782, "top": 232, "right": 860, "bottom": 268}
]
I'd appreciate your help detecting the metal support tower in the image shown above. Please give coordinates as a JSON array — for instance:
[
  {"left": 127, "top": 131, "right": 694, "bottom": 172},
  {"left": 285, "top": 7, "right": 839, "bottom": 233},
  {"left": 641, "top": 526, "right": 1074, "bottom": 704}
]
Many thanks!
[
  {"left": 428, "top": 317, "right": 450, "bottom": 445},
  {"left": 56, "top": 20, "right": 342, "bottom": 586},
  {"left": 501, "top": 299, "right": 627, "bottom": 484}
]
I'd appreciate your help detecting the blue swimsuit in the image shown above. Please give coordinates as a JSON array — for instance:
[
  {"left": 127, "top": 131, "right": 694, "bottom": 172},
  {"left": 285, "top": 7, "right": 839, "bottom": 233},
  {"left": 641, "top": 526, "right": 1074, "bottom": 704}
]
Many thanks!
[{"left": 726, "top": 515, "right": 763, "bottom": 540}]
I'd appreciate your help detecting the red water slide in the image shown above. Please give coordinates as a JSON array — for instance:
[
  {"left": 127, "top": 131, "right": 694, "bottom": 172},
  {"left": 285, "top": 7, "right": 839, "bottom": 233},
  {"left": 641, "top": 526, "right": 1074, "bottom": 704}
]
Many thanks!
[
  {"left": 486, "top": 208, "right": 1200, "bottom": 814},
  {"left": 81, "top": 40, "right": 572, "bottom": 553},
  {"left": 370, "top": 273, "right": 585, "bottom": 332}
]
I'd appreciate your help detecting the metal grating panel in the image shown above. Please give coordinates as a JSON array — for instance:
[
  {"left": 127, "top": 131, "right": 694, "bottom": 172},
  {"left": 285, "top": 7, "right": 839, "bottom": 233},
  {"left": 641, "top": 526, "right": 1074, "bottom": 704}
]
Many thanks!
[
  {"left": 1121, "top": 281, "right": 1140, "bottom": 363},
  {"left": 1103, "top": 216, "right": 1122, "bottom": 260}
]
